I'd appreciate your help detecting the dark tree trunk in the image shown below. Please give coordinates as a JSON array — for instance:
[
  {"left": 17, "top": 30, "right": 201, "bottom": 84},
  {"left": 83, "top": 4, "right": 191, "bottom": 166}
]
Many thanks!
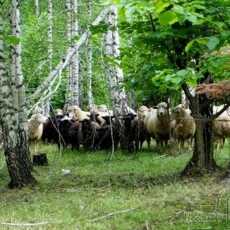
[
  {"left": 1, "top": 124, "right": 35, "bottom": 189},
  {"left": 182, "top": 76, "right": 217, "bottom": 176}
]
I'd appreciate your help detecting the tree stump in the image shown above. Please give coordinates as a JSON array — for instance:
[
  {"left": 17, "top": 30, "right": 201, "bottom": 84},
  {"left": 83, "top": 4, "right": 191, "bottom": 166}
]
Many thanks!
[{"left": 33, "top": 153, "right": 48, "bottom": 166}]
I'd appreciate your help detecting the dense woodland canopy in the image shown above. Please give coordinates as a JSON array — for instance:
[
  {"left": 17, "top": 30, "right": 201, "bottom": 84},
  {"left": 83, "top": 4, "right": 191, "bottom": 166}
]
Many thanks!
[{"left": 1, "top": 0, "right": 230, "bottom": 108}]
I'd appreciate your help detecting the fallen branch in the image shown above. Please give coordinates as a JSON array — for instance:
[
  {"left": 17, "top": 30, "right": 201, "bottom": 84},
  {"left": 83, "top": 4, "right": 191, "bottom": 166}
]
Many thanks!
[
  {"left": 89, "top": 208, "right": 137, "bottom": 222},
  {"left": 0, "top": 221, "right": 59, "bottom": 226},
  {"left": 30, "top": 6, "right": 113, "bottom": 103}
]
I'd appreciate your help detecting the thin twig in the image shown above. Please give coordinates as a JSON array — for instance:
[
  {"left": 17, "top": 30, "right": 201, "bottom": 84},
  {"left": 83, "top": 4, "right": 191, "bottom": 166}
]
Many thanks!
[
  {"left": 89, "top": 208, "right": 137, "bottom": 222},
  {"left": 0, "top": 221, "right": 60, "bottom": 226}
]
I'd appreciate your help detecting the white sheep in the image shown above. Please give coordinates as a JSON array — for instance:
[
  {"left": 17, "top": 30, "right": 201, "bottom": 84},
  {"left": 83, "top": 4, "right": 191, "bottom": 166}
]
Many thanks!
[
  {"left": 144, "top": 102, "right": 171, "bottom": 146},
  {"left": 27, "top": 113, "right": 48, "bottom": 154}
]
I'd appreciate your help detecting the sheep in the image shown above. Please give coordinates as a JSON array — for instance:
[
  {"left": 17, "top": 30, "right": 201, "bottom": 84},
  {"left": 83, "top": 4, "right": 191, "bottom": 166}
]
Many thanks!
[
  {"left": 213, "top": 106, "right": 230, "bottom": 149},
  {"left": 137, "top": 105, "right": 149, "bottom": 120},
  {"left": 27, "top": 113, "right": 48, "bottom": 154},
  {"left": 58, "top": 117, "right": 82, "bottom": 150},
  {"left": 136, "top": 106, "right": 151, "bottom": 149},
  {"left": 67, "top": 105, "right": 90, "bottom": 121},
  {"left": 144, "top": 102, "right": 170, "bottom": 147},
  {"left": 42, "top": 113, "right": 64, "bottom": 146},
  {"left": 171, "top": 104, "right": 196, "bottom": 149},
  {"left": 81, "top": 114, "right": 120, "bottom": 150}
]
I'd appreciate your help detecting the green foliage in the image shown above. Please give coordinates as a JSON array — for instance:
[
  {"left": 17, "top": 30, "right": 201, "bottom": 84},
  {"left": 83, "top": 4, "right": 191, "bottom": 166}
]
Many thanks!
[{"left": 118, "top": 0, "right": 230, "bottom": 105}]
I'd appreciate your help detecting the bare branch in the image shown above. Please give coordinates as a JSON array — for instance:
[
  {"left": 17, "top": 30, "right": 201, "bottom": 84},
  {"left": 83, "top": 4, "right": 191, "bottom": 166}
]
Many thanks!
[
  {"left": 181, "top": 83, "right": 194, "bottom": 106},
  {"left": 212, "top": 104, "right": 229, "bottom": 120}
]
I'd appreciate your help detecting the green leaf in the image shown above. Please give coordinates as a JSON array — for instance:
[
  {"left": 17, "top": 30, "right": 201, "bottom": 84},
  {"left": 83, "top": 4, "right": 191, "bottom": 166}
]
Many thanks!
[
  {"left": 155, "top": 0, "right": 171, "bottom": 14},
  {"left": 5, "top": 35, "right": 20, "bottom": 45},
  {"left": 159, "top": 11, "right": 178, "bottom": 25},
  {"left": 207, "top": 36, "right": 220, "bottom": 51}
]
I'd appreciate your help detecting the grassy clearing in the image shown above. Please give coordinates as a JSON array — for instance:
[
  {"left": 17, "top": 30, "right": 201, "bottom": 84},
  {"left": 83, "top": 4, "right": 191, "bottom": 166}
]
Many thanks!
[{"left": 0, "top": 143, "right": 229, "bottom": 230}]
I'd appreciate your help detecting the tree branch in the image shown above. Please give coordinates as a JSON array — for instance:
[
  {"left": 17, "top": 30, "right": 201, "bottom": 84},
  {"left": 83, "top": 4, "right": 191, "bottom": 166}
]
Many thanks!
[
  {"left": 30, "top": 6, "right": 113, "bottom": 103},
  {"left": 148, "top": 13, "right": 155, "bottom": 32},
  {"left": 181, "top": 83, "right": 194, "bottom": 106},
  {"left": 212, "top": 104, "right": 229, "bottom": 120}
]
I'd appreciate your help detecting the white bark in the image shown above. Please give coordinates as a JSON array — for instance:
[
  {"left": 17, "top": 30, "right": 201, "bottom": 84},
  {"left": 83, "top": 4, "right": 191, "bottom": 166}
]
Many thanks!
[
  {"left": 104, "top": 5, "right": 129, "bottom": 116},
  {"left": 0, "top": 1, "right": 34, "bottom": 188},
  {"left": 11, "top": 0, "right": 27, "bottom": 127},
  {"left": 35, "top": 0, "right": 39, "bottom": 17},
  {"left": 31, "top": 6, "right": 112, "bottom": 103},
  {"left": 87, "top": 0, "right": 94, "bottom": 109},
  {"left": 48, "top": 0, "right": 53, "bottom": 72},
  {"left": 66, "top": 0, "right": 80, "bottom": 106},
  {"left": 43, "top": 0, "right": 53, "bottom": 116}
]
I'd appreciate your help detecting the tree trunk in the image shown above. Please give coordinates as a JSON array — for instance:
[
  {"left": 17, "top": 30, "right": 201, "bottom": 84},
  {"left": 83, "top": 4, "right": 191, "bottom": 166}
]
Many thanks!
[
  {"left": 35, "top": 0, "right": 39, "bottom": 17},
  {"left": 87, "top": 0, "right": 94, "bottom": 109},
  {"left": 41, "top": 0, "right": 53, "bottom": 116},
  {"left": 42, "top": 0, "right": 53, "bottom": 116},
  {"left": 0, "top": 2, "right": 35, "bottom": 188},
  {"left": 182, "top": 78, "right": 217, "bottom": 176},
  {"left": 66, "top": 0, "right": 80, "bottom": 107},
  {"left": 104, "top": 5, "right": 129, "bottom": 117}
]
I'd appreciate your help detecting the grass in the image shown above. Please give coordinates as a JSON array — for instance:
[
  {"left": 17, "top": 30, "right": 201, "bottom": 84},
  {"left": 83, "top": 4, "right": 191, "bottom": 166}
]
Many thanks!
[{"left": 0, "top": 143, "right": 229, "bottom": 230}]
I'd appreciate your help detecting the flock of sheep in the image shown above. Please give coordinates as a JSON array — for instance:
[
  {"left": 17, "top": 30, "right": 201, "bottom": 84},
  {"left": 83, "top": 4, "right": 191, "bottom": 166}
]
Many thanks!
[{"left": 27, "top": 102, "right": 230, "bottom": 154}]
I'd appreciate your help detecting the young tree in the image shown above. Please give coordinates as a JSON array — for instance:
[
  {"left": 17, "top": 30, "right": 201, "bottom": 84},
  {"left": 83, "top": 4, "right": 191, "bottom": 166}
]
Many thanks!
[
  {"left": 87, "top": 0, "right": 94, "bottom": 109},
  {"left": 35, "top": 0, "right": 39, "bottom": 17},
  {"left": 0, "top": 1, "right": 35, "bottom": 188},
  {"left": 66, "top": 0, "right": 80, "bottom": 107},
  {"left": 104, "top": 5, "right": 129, "bottom": 116},
  {"left": 42, "top": 0, "right": 53, "bottom": 116}
]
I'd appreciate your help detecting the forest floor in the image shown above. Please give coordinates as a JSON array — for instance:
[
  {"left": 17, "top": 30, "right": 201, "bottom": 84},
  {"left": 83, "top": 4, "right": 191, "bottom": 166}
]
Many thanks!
[{"left": 0, "top": 143, "right": 230, "bottom": 230}]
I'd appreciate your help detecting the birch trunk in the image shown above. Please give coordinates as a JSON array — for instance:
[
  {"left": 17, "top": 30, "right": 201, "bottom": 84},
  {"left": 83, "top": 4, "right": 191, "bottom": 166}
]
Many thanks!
[
  {"left": 87, "top": 0, "right": 94, "bottom": 109},
  {"left": 35, "top": 0, "right": 39, "bottom": 17},
  {"left": 0, "top": 2, "right": 35, "bottom": 188},
  {"left": 43, "top": 0, "right": 53, "bottom": 116},
  {"left": 104, "top": 5, "right": 129, "bottom": 116},
  {"left": 66, "top": 0, "right": 80, "bottom": 107}
]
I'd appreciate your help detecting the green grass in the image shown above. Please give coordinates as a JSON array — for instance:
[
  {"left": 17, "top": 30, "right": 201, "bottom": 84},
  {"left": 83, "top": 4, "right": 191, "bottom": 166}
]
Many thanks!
[{"left": 0, "top": 143, "right": 229, "bottom": 230}]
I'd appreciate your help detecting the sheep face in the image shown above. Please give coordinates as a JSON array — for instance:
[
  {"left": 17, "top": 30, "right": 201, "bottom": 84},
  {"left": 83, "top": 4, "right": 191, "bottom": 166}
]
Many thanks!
[
  {"left": 155, "top": 102, "right": 169, "bottom": 119},
  {"left": 31, "top": 114, "right": 48, "bottom": 124},
  {"left": 172, "top": 104, "right": 186, "bottom": 119}
]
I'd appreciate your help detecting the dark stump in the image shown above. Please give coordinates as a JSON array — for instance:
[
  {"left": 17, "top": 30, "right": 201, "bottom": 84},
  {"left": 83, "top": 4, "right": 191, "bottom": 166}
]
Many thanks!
[{"left": 33, "top": 153, "right": 48, "bottom": 166}]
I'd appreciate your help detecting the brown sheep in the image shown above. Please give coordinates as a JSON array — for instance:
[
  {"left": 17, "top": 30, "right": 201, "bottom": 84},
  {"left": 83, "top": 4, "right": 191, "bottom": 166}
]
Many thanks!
[{"left": 171, "top": 104, "right": 196, "bottom": 149}]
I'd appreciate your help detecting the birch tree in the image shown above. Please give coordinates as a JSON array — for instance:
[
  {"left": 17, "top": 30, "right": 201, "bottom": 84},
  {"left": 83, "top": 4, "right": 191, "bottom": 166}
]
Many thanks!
[
  {"left": 104, "top": 5, "right": 129, "bottom": 116},
  {"left": 31, "top": 6, "right": 113, "bottom": 104},
  {"left": 35, "top": 0, "right": 39, "bottom": 17},
  {"left": 0, "top": 1, "right": 35, "bottom": 188},
  {"left": 87, "top": 0, "right": 94, "bottom": 109},
  {"left": 42, "top": 0, "right": 53, "bottom": 116},
  {"left": 66, "top": 0, "right": 80, "bottom": 107}
]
